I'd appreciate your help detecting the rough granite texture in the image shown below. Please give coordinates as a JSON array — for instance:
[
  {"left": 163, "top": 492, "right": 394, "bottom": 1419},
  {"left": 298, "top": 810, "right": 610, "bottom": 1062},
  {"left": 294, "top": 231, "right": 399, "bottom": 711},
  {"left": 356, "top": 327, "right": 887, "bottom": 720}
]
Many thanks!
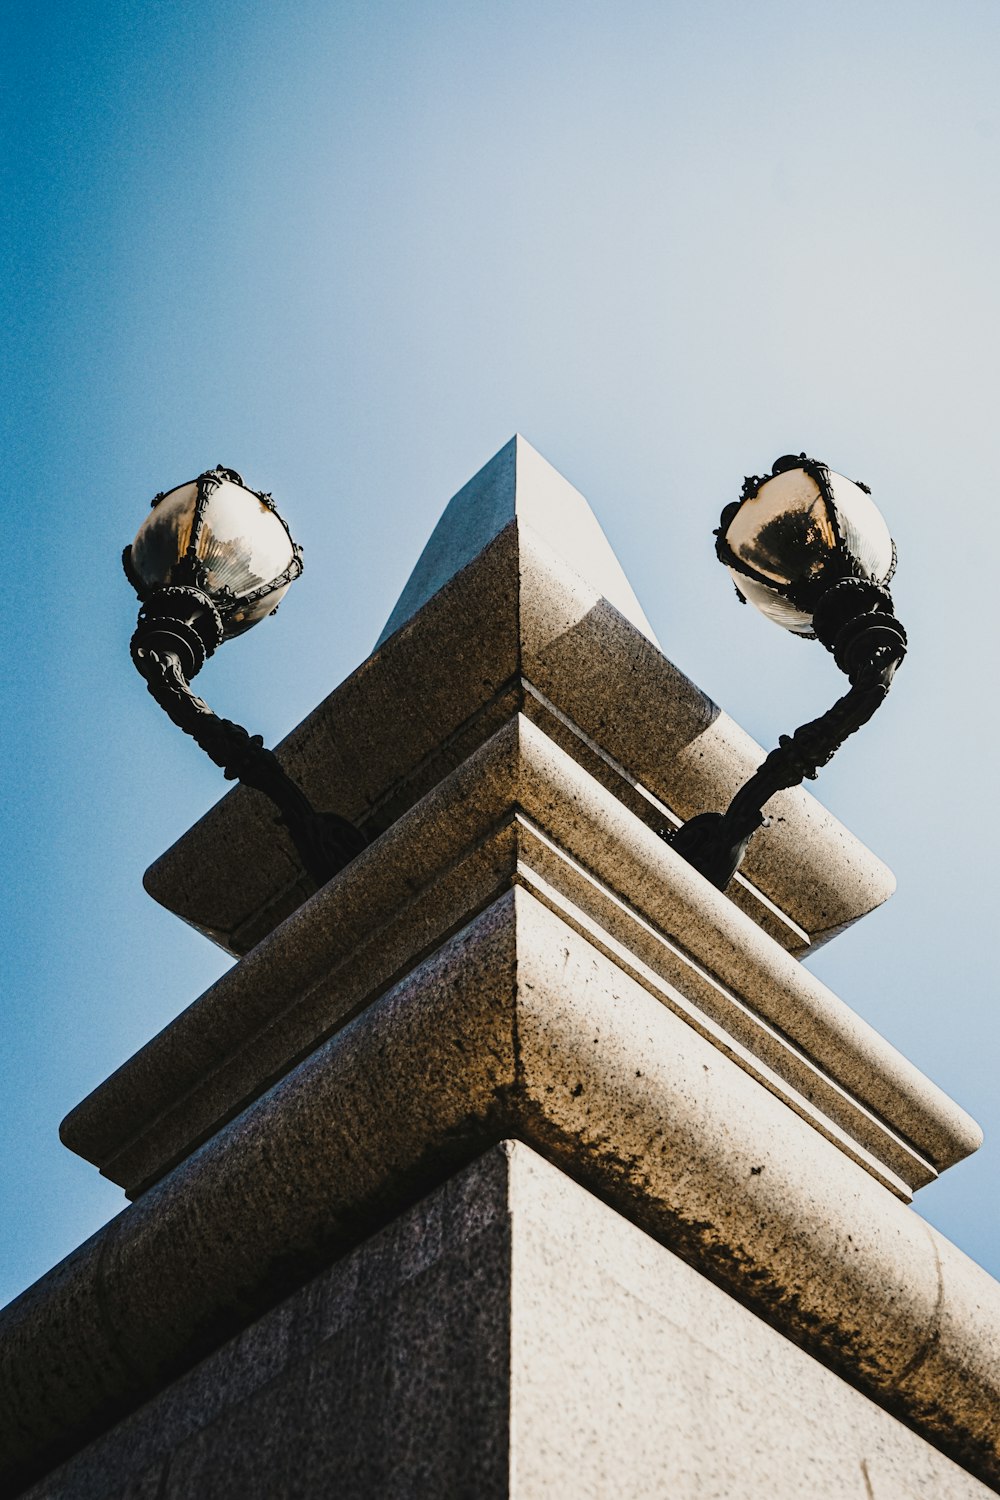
[
  {"left": 62, "top": 716, "right": 977, "bottom": 1204},
  {"left": 5, "top": 892, "right": 1000, "bottom": 1492},
  {"left": 19, "top": 1149, "right": 514, "bottom": 1500},
  {"left": 19, "top": 1146, "right": 995, "bottom": 1500}
]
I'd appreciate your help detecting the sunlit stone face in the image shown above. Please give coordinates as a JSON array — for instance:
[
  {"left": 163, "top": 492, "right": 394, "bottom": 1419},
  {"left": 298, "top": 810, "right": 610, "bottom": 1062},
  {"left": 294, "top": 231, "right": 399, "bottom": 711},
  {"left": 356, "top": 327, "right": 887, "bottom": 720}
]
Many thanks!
[
  {"left": 130, "top": 477, "right": 296, "bottom": 635},
  {"left": 722, "top": 464, "right": 894, "bottom": 635}
]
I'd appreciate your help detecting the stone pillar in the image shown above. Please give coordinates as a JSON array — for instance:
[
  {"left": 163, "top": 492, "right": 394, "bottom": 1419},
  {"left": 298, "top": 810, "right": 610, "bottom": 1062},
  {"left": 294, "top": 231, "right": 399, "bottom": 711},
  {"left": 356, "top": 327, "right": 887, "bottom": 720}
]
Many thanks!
[{"left": 3, "top": 437, "right": 998, "bottom": 1498}]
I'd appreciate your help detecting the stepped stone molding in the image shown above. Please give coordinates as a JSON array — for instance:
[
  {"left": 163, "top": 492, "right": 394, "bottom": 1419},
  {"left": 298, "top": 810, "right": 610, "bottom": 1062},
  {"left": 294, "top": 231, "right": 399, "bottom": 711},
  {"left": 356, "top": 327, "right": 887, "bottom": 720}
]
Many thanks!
[
  {"left": 144, "top": 522, "right": 895, "bottom": 959},
  {"left": 63, "top": 716, "right": 978, "bottom": 1204},
  {"left": 17, "top": 1146, "right": 994, "bottom": 1500},
  {"left": 4, "top": 890, "right": 999, "bottom": 1492}
]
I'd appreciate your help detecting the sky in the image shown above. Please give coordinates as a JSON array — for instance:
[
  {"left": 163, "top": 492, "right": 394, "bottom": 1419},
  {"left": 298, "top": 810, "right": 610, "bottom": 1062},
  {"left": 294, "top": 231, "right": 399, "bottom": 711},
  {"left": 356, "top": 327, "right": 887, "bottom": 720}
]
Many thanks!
[{"left": 2, "top": 0, "right": 998, "bottom": 1308}]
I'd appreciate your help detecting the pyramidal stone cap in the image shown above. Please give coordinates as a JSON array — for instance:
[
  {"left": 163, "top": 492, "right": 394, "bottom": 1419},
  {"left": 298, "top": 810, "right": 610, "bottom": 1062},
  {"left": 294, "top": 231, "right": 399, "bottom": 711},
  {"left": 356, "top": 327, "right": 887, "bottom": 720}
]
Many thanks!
[{"left": 377, "top": 434, "right": 660, "bottom": 648}]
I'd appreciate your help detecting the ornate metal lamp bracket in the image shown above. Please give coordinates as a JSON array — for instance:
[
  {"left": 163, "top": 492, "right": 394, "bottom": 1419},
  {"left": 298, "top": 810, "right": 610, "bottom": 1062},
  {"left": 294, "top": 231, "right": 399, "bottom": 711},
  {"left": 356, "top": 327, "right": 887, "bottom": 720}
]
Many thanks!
[
  {"left": 130, "top": 640, "right": 367, "bottom": 885},
  {"left": 124, "top": 468, "right": 366, "bottom": 888},
  {"left": 670, "top": 456, "right": 907, "bottom": 892}
]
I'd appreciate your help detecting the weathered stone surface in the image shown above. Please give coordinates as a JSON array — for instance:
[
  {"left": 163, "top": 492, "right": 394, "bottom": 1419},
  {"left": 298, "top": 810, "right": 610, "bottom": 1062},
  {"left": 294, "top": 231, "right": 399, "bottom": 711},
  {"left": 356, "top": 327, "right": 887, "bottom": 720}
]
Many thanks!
[
  {"left": 143, "top": 482, "right": 895, "bottom": 960},
  {"left": 507, "top": 1147, "right": 993, "bottom": 1500},
  {"left": 5, "top": 892, "right": 999, "bottom": 1491},
  {"left": 62, "top": 716, "right": 977, "bottom": 1203},
  {"left": 19, "top": 1146, "right": 994, "bottom": 1500},
  {"left": 18, "top": 1148, "right": 514, "bottom": 1500}
]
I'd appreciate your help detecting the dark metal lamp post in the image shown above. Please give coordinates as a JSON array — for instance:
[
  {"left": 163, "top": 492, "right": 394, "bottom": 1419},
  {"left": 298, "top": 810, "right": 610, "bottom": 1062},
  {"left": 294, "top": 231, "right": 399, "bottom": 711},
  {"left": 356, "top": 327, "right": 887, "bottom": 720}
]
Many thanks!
[
  {"left": 124, "top": 465, "right": 366, "bottom": 885},
  {"left": 670, "top": 454, "right": 907, "bottom": 891}
]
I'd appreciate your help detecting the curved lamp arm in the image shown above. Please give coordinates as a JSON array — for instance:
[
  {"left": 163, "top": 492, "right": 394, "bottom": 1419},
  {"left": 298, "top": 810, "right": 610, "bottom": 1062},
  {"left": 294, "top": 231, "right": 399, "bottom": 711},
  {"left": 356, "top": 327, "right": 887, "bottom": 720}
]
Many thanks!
[
  {"left": 670, "top": 580, "right": 907, "bottom": 890},
  {"left": 131, "top": 626, "right": 367, "bottom": 888},
  {"left": 124, "top": 464, "right": 368, "bottom": 890}
]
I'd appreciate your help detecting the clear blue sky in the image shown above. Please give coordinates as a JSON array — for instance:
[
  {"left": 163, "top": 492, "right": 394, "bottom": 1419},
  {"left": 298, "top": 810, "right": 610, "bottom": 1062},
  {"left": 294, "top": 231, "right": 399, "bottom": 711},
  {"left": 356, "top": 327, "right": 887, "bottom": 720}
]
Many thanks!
[{"left": 3, "top": 0, "right": 998, "bottom": 1306}]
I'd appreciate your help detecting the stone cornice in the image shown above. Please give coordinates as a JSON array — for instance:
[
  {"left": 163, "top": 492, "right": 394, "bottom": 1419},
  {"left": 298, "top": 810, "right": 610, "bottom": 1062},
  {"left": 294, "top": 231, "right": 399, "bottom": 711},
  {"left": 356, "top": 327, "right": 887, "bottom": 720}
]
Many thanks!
[
  {"left": 4, "top": 891, "right": 999, "bottom": 1493},
  {"left": 61, "top": 716, "right": 977, "bottom": 1204}
]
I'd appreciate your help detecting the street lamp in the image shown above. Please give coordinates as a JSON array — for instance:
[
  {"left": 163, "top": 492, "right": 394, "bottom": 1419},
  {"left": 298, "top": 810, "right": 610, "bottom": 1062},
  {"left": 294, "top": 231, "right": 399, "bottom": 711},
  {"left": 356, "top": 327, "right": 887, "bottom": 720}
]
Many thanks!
[
  {"left": 124, "top": 465, "right": 366, "bottom": 884},
  {"left": 671, "top": 454, "right": 907, "bottom": 890}
]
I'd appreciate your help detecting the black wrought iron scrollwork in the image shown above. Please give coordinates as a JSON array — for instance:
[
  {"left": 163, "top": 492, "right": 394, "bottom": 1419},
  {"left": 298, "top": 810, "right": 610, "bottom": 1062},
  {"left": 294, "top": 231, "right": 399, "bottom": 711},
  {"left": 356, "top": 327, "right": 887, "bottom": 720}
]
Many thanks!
[
  {"left": 131, "top": 637, "right": 367, "bottom": 885},
  {"left": 670, "top": 616, "right": 905, "bottom": 890}
]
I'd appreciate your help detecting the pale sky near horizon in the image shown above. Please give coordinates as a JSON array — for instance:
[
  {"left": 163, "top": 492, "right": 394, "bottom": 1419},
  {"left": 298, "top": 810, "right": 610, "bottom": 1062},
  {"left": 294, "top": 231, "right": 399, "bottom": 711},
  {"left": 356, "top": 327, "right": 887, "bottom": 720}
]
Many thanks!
[{"left": 3, "top": 0, "right": 999, "bottom": 1308}]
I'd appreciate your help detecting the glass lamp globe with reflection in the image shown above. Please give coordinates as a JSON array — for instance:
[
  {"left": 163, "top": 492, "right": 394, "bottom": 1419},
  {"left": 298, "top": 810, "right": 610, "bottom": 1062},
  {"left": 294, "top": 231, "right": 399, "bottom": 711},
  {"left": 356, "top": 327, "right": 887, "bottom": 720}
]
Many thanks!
[
  {"left": 124, "top": 466, "right": 304, "bottom": 677},
  {"left": 671, "top": 454, "right": 907, "bottom": 891},
  {"left": 123, "top": 466, "right": 365, "bottom": 886}
]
